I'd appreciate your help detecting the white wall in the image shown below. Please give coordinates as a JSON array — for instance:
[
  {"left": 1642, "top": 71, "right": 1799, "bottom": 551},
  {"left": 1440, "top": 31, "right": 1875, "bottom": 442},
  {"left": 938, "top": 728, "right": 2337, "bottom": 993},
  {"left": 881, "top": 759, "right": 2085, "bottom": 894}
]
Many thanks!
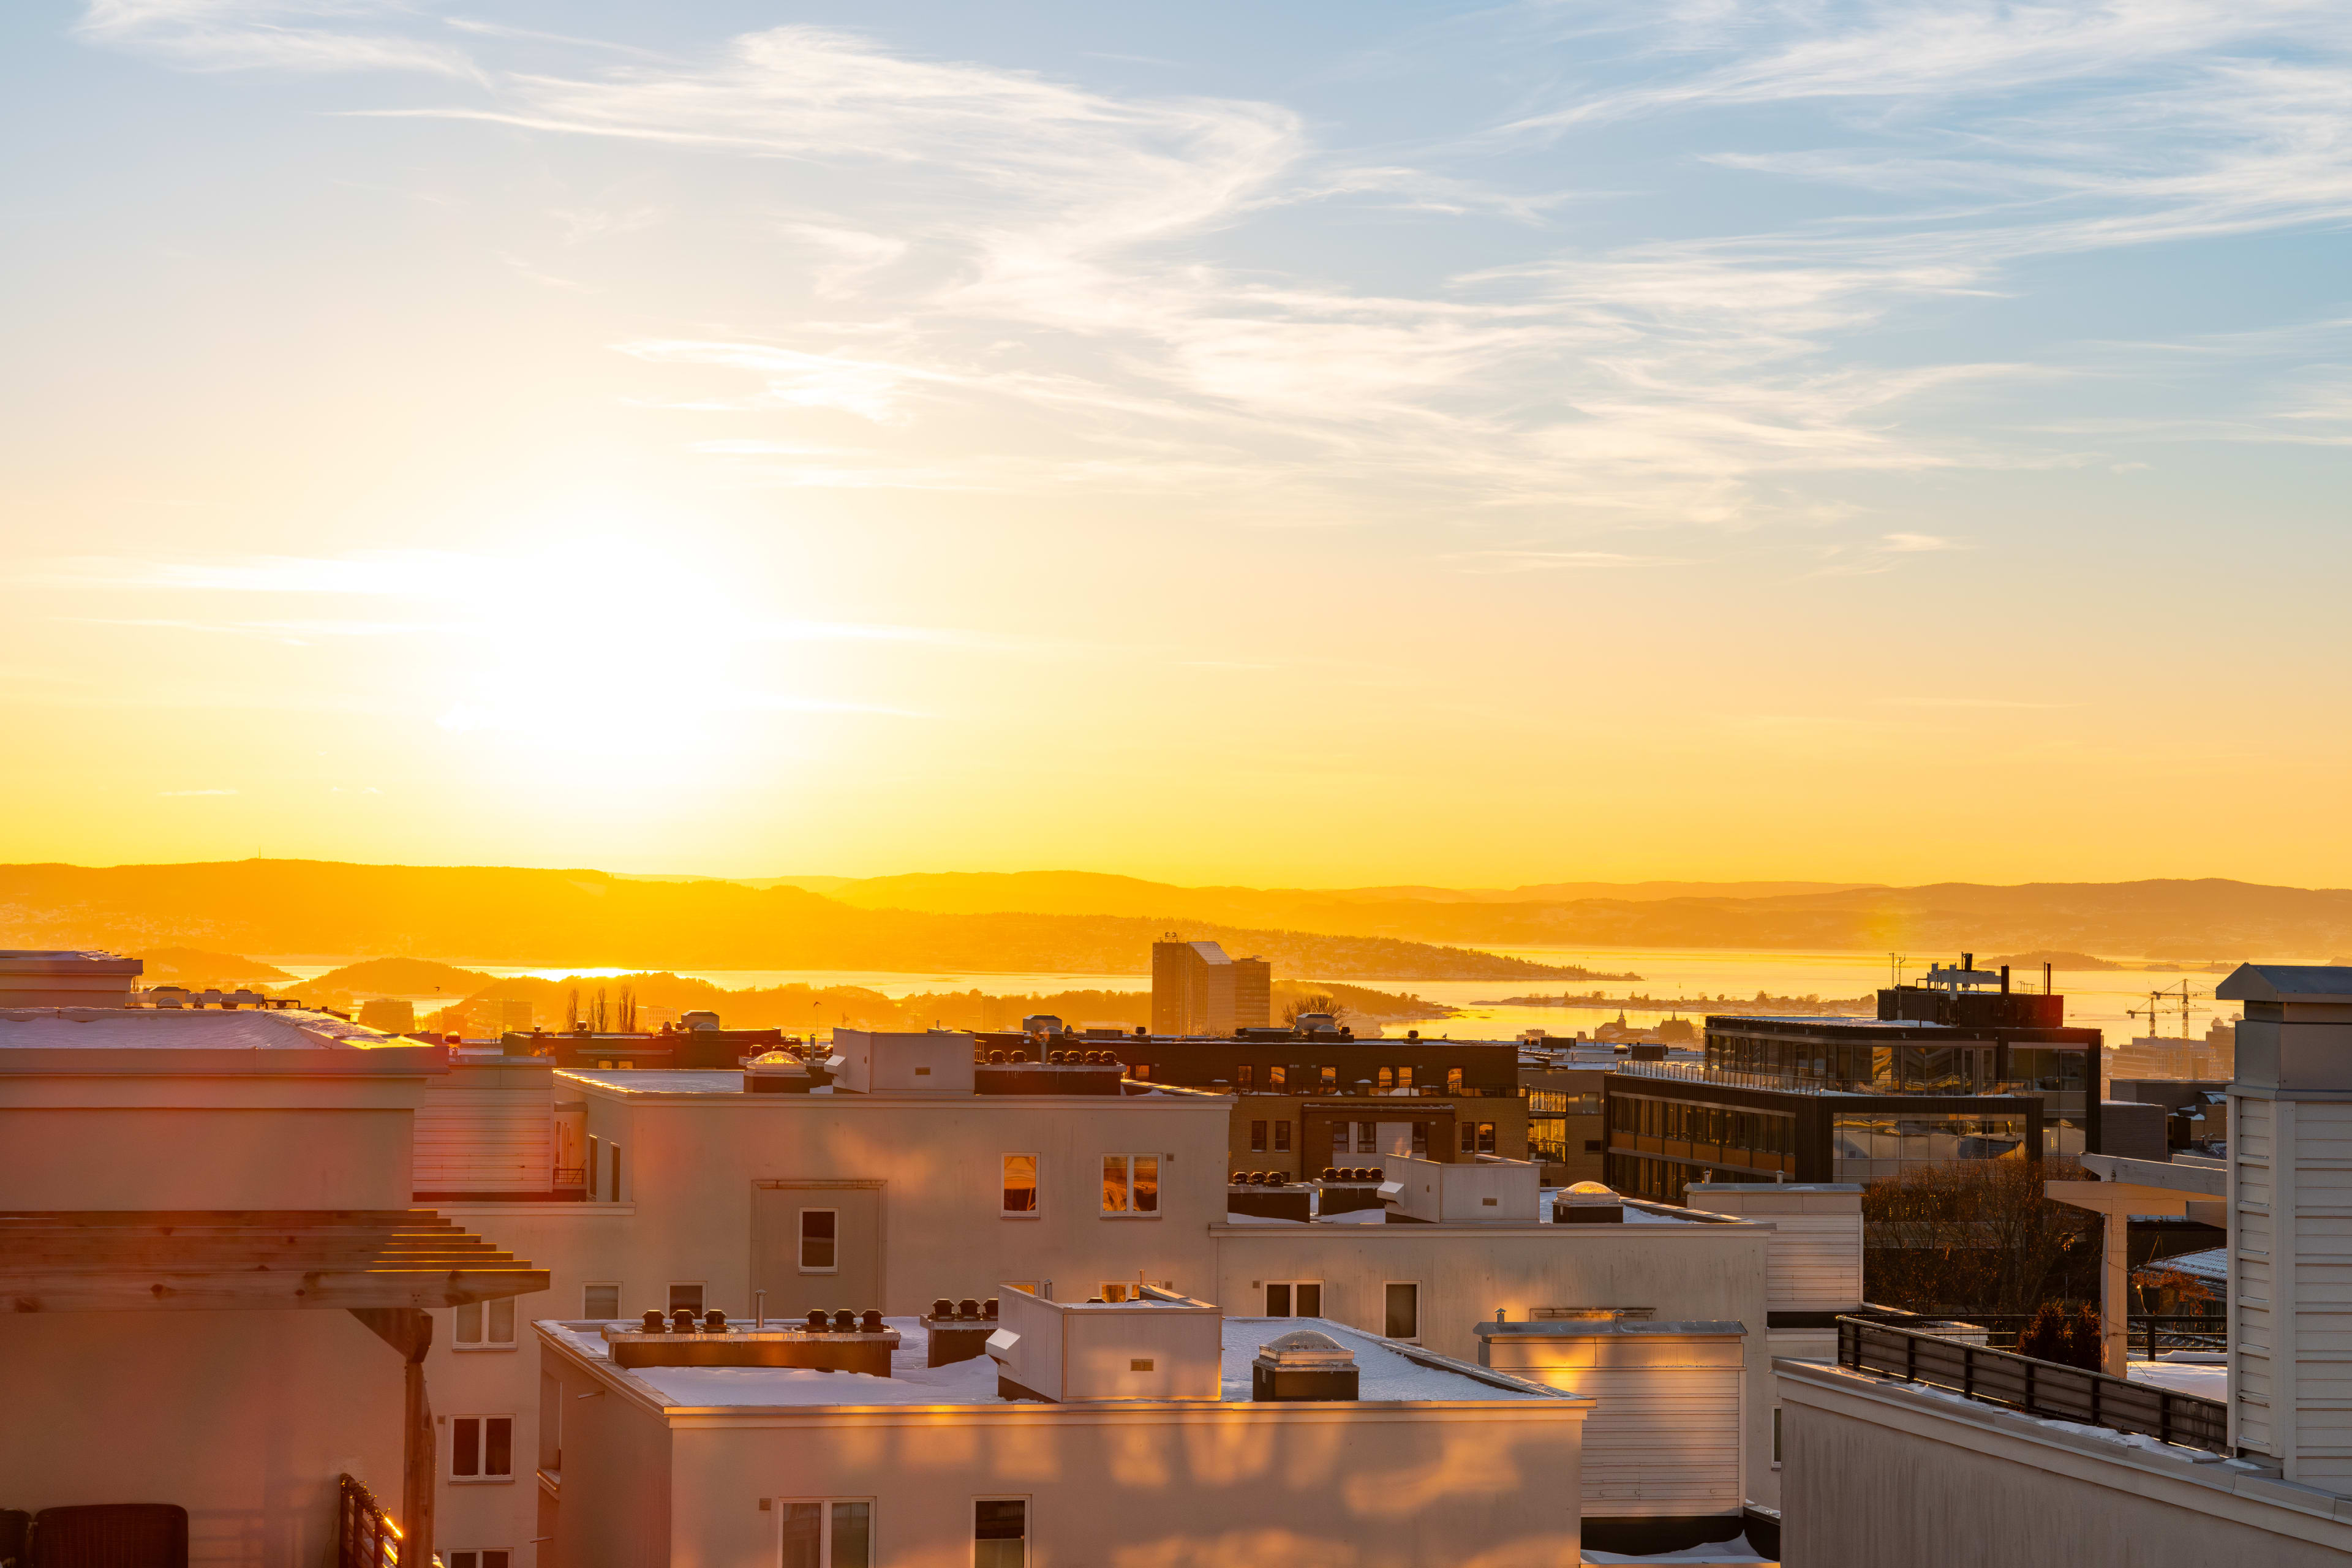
[
  {"left": 0, "top": 1310, "right": 405, "bottom": 1567},
  {"left": 1382, "top": 1154, "right": 1542, "bottom": 1224},
  {"left": 541, "top": 1335, "right": 1589, "bottom": 1568}
]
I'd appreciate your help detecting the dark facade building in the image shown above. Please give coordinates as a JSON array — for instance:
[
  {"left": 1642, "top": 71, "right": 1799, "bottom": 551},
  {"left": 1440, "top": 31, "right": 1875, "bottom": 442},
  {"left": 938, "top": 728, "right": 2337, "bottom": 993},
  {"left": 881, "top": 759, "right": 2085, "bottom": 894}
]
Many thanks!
[
  {"left": 1605, "top": 959, "right": 2100, "bottom": 1204},
  {"left": 1080, "top": 1023, "right": 1528, "bottom": 1180}
]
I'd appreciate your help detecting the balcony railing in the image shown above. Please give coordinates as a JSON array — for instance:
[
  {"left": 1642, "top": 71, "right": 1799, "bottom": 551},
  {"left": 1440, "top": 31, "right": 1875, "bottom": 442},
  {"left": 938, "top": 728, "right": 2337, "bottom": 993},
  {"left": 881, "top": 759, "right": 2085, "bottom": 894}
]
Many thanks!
[
  {"left": 1835, "top": 1316, "right": 2228, "bottom": 1455},
  {"left": 337, "top": 1474, "right": 405, "bottom": 1568},
  {"left": 1615, "top": 1061, "right": 1827, "bottom": 1094}
]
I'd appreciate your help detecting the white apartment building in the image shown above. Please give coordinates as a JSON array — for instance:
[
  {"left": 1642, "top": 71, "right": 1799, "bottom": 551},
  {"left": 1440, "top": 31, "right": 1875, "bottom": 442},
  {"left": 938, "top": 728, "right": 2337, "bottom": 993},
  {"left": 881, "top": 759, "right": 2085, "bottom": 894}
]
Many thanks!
[
  {"left": 0, "top": 995, "right": 544, "bottom": 1568},
  {"left": 535, "top": 1290, "right": 1593, "bottom": 1568}
]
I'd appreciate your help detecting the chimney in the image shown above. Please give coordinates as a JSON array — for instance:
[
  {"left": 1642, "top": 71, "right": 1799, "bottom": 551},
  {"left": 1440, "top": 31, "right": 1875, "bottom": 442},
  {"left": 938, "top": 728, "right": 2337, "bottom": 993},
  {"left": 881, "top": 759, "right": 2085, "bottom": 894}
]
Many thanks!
[
  {"left": 1251, "top": 1329, "right": 1359, "bottom": 1401},
  {"left": 2216, "top": 963, "right": 2352, "bottom": 1491}
]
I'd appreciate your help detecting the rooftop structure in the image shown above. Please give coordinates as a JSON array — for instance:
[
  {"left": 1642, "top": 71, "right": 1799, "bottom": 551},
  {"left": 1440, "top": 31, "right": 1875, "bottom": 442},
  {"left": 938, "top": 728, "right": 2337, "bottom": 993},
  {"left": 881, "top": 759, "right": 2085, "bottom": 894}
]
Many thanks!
[
  {"left": 534, "top": 1299, "right": 1590, "bottom": 1567},
  {"left": 0, "top": 949, "right": 143, "bottom": 1008}
]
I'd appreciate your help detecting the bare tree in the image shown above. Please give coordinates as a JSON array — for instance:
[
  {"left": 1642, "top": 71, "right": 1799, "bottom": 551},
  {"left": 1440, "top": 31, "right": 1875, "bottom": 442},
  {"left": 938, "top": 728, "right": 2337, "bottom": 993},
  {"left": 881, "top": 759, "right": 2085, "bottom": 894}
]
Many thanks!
[
  {"left": 1284, "top": 993, "right": 1343, "bottom": 1027},
  {"left": 1863, "top": 1156, "right": 2098, "bottom": 1316}
]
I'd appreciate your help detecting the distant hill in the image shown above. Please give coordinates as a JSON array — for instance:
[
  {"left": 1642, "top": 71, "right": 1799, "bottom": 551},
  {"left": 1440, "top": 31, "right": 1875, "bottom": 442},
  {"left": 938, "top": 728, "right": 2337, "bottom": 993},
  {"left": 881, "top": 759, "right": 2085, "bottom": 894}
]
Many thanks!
[
  {"left": 763, "top": 870, "right": 2346, "bottom": 960},
  {"left": 129, "top": 946, "right": 293, "bottom": 986},
  {"left": 0, "top": 861, "right": 1578, "bottom": 981}
]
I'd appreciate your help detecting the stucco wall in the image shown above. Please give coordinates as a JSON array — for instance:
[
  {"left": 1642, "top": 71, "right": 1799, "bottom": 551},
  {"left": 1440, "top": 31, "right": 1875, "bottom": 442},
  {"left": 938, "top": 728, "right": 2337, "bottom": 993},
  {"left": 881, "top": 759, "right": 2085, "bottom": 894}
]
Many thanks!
[
  {"left": 0, "top": 1106, "right": 417, "bottom": 1208},
  {"left": 0, "top": 1310, "right": 405, "bottom": 1567},
  {"left": 1781, "top": 1365, "right": 2352, "bottom": 1568},
  {"left": 543, "top": 1360, "right": 1586, "bottom": 1568},
  {"left": 578, "top": 1086, "right": 1233, "bottom": 1316}
]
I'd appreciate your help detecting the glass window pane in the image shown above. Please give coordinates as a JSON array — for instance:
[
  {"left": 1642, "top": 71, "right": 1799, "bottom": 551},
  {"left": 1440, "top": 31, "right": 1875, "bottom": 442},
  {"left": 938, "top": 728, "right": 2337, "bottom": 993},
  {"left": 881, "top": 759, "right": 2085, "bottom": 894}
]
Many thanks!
[
  {"left": 975, "top": 1499, "right": 1027, "bottom": 1540},
  {"left": 669, "top": 1284, "right": 703, "bottom": 1313},
  {"left": 831, "top": 1502, "right": 871, "bottom": 1568},
  {"left": 1297, "top": 1283, "right": 1321, "bottom": 1317},
  {"left": 584, "top": 1284, "right": 619, "bottom": 1320},
  {"left": 486, "top": 1417, "right": 512, "bottom": 1476},
  {"left": 1002, "top": 1155, "right": 1037, "bottom": 1213},
  {"left": 489, "top": 1297, "right": 515, "bottom": 1343},
  {"left": 453, "top": 1418, "right": 480, "bottom": 1477},
  {"left": 1101, "top": 1156, "right": 1129, "bottom": 1213},
  {"left": 801, "top": 1210, "right": 837, "bottom": 1269},
  {"left": 456, "top": 1302, "right": 481, "bottom": 1344},
  {"left": 1385, "top": 1282, "right": 1418, "bottom": 1339},
  {"left": 1267, "top": 1283, "right": 1291, "bottom": 1316},
  {"left": 779, "top": 1502, "right": 824, "bottom": 1568},
  {"left": 1133, "top": 1156, "right": 1158, "bottom": 1213}
]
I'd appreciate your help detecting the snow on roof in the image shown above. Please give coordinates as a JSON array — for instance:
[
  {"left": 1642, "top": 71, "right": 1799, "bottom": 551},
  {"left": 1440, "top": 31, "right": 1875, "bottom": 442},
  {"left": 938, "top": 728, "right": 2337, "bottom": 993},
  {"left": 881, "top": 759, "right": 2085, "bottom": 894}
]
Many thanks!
[
  {"left": 0, "top": 1006, "right": 405, "bottom": 1054},
  {"left": 542, "top": 1316, "right": 1555, "bottom": 1409},
  {"left": 560, "top": 1069, "right": 745, "bottom": 1094},
  {"left": 2135, "top": 1246, "right": 2226, "bottom": 1285}
]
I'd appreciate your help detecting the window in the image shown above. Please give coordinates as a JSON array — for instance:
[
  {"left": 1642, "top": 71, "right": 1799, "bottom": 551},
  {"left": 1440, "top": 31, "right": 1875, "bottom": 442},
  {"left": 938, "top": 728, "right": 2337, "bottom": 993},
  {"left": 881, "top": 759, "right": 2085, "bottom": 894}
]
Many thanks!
[
  {"left": 1319, "top": 1066, "right": 1337, "bottom": 1090},
  {"left": 1376, "top": 1066, "right": 1393, "bottom": 1090},
  {"left": 608, "top": 1142, "right": 622, "bottom": 1203},
  {"left": 1356, "top": 1121, "right": 1376, "bottom": 1154},
  {"left": 1268, "top": 1066, "right": 1286, "bottom": 1089},
  {"left": 799, "top": 1209, "right": 838, "bottom": 1272},
  {"left": 1238, "top": 1065, "right": 1254, "bottom": 1088},
  {"left": 454, "top": 1297, "right": 516, "bottom": 1349},
  {"left": 974, "top": 1499, "right": 1027, "bottom": 1568},
  {"left": 586, "top": 1136, "right": 600, "bottom": 1200},
  {"left": 1585, "top": 1139, "right": 1604, "bottom": 1154},
  {"left": 1002, "top": 1154, "right": 1038, "bottom": 1215},
  {"left": 1264, "top": 1281, "right": 1323, "bottom": 1317},
  {"left": 583, "top": 1284, "right": 620, "bottom": 1320},
  {"left": 668, "top": 1283, "right": 703, "bottom": 1314},
  {"left": 447, "top": 1552, "right": 510, "bottom": 1568},
  {"left": 778, "top": 1499, "right": 872, "bottom": 1568},
  {"left": 1773, "top": 1406, "right": 1783, "bottom": 1466},
  {"left": 1446, "top": 1068, "right": 1463, "bottom": 1092},
  {"left": 1397, "top": 1066, "right": 1414, "bottom": 1089},
  {"left": 1460, "top": 1121, "right": 1496, "bottom": 1155},
  {"left": 1131, "top": 1065, "right": 1150, "bottom": 1080},
  {"left": 1273, "top": 1121, "right": 1290, "bottom": 1152},
  {"left": 1330, "top": 1121, "right": 1349, "bottom": 1152},
  {"left": 1250, "top": 1120, "right": 1267, "bottom": 1152},
  {"left": 1479, "top": 1122, "right": 1497, "bottom": 1155},
  {"left": 1101, "top": 1155, "right": 1160, "bottom": 1215},
  {"left": 450, "top": 1416, "right": 513, "bottom": 1481},
  {"left": 1384, "top": 1282, "right": 1419, "bottom": 1341}
]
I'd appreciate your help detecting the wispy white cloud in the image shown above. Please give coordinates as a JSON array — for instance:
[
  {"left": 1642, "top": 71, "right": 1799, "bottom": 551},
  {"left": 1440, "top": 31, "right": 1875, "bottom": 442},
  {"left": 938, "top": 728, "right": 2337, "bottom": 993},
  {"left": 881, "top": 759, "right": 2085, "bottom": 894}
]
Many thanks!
[{"left": 70, "top": 0, "right": 2352, "bottom": 546}]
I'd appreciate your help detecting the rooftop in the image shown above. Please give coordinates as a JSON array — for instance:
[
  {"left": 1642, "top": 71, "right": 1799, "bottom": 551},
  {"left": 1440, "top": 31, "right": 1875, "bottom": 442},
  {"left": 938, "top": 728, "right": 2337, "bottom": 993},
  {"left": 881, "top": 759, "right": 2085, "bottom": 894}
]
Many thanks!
[
  {"left": 537, "top": 1314, "right": 1559, "bottom": 1409},
  {"left": 0, "top": 1006, "right": 445, "bottom": 1073},
  {"left": 2217, "top": 963, "right": 2352, "bottom": 1005},
  {"left": 557, "top": 1068, "right": 1220, "bottom": 1101}
]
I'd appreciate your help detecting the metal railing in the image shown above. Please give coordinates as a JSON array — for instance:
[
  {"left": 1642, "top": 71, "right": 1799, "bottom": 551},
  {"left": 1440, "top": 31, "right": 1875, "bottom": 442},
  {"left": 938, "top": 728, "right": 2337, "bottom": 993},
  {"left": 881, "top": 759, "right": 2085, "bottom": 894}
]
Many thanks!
[
  {"left": 336, "top": 1474, "right": 405, "bottom": 1568},
  {"left": 1836, "top": 1316, "right": 2229, "bottom": 1455},
  {"left": 1615, "top": 1060, "right": 1828, "bottom": 1093},
  {"left": 553, "top": 1166, "right": 586, "bottom": 1187},
  {"left": 1845, "top": 1309, "right": 2226, "bottom": 1357}
]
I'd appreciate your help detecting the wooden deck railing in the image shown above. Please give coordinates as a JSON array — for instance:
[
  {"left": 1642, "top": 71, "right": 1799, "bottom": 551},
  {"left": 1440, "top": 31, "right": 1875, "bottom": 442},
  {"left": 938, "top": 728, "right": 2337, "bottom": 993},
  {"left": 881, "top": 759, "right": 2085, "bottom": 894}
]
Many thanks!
[
  {"left": 1836, "top": 1316, "right": 2229, "bottom": 1455},
  {"left": 337, "top": 1474, "right": 405, "bottom": 1568}
]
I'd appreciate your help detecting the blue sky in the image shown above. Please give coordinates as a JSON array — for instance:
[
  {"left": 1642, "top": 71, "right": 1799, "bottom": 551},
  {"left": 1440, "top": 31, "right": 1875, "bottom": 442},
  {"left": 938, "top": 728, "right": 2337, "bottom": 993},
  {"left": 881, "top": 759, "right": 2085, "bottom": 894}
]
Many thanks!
[{"left": 2, "top": 2, "right": 2348, "bottom": 884}]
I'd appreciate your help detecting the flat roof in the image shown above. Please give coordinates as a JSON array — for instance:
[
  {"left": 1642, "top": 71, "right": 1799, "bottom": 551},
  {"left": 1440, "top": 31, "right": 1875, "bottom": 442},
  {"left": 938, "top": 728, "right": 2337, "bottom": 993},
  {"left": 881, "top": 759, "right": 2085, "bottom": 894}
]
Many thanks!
[
  {"left": 557, "top": 1069, "right": 1225, "bottom": 1102},
  {"left": 537, "top": 1315, "right": 1562, "bottom": 1409},
  {"left": 0, "top": 1007, "right": 447, "bottom": 1074}
]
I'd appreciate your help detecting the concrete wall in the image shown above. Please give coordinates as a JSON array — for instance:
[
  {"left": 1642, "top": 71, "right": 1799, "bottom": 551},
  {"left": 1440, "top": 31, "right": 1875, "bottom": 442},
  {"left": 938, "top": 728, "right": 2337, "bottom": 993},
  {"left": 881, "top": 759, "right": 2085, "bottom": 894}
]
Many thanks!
[
  {"left": 543, "top": 1341, "right": 1587, "bottom": 1568},
  {"left": 0, "top": 1310, "right": 405, "bottom": 1567},
  {"left": 1779, "top": 1360, "right": 2352, "bottom": 1568},
  {"left": 991, "top": 1291, "right": 1223, "bottom": 1402},
  {"left": 0, "top": 1105, "right": 417, "bottom": 1209}
]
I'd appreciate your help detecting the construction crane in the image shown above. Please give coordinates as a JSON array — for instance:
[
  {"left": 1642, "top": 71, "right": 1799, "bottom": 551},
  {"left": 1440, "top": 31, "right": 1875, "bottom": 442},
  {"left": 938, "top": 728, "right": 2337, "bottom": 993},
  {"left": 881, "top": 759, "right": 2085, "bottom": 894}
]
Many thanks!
[{"left": 2126, "top": 980, "right": 2204, "bottom": 1039}]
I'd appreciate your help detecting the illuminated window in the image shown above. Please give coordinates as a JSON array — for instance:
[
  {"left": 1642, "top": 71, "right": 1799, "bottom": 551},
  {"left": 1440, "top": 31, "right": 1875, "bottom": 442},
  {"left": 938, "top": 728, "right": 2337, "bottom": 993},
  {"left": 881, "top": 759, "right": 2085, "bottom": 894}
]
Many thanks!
[
  {"left": 1397, "top": 1066, "right": 1414, "bottom": 1089},
  {"left": 1320, "top": 1066, "right": 1337, "bottom": 1090},
  {"left": 1377, "top": 1066, "right": 1394, "bottom": 1090},
  {"left": 1268, "top": 1066, "right": 1286, "bottom": 1088},
  {"left": 1001, "top": 1154, "right": 1038, "bottom": 1215},
  {"left": 1447, "top": 1068, "right": 1464, "bottom": 1092},
  {"left": 1101, "top": 1155, "right": 1160, "bottom": 1215}
]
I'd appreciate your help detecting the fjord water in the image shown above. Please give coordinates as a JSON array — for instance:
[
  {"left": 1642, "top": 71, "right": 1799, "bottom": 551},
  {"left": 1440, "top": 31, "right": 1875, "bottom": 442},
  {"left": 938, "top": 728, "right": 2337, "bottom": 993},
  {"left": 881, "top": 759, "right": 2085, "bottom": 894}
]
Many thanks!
[{"left": 276, "top": 946, "right": 2245, "bottom": 1040}]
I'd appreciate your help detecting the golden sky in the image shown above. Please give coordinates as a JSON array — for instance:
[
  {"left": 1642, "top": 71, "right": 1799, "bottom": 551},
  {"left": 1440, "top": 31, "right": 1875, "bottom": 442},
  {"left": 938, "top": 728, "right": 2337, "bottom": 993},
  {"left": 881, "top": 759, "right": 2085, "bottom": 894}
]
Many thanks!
[{"left": 3, "top": 3, "right": 2348, "bottom": 887}]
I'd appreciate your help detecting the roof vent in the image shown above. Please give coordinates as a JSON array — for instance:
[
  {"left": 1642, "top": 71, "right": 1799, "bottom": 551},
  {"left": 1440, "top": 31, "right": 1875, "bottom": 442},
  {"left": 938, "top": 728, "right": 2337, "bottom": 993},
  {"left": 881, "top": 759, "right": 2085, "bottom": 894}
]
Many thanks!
[{"left": 1253, "top": 1329, "right": 1359, "bottom": 1401}]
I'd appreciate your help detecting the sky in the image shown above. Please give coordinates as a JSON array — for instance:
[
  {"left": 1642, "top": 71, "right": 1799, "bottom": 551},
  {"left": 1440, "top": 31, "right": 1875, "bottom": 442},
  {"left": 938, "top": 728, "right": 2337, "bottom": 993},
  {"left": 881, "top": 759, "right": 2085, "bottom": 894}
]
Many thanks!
[{"left": 2, "top": 1, "right": 2349, "bottom": 889}]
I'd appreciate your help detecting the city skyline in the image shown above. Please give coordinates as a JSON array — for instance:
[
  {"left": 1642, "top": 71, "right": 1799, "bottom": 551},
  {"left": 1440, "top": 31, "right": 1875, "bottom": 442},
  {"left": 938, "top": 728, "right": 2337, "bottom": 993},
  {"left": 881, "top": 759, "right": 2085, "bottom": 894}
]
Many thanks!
[{"left": 5, "top": 2, "right": 2350, "bottom": 885}]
